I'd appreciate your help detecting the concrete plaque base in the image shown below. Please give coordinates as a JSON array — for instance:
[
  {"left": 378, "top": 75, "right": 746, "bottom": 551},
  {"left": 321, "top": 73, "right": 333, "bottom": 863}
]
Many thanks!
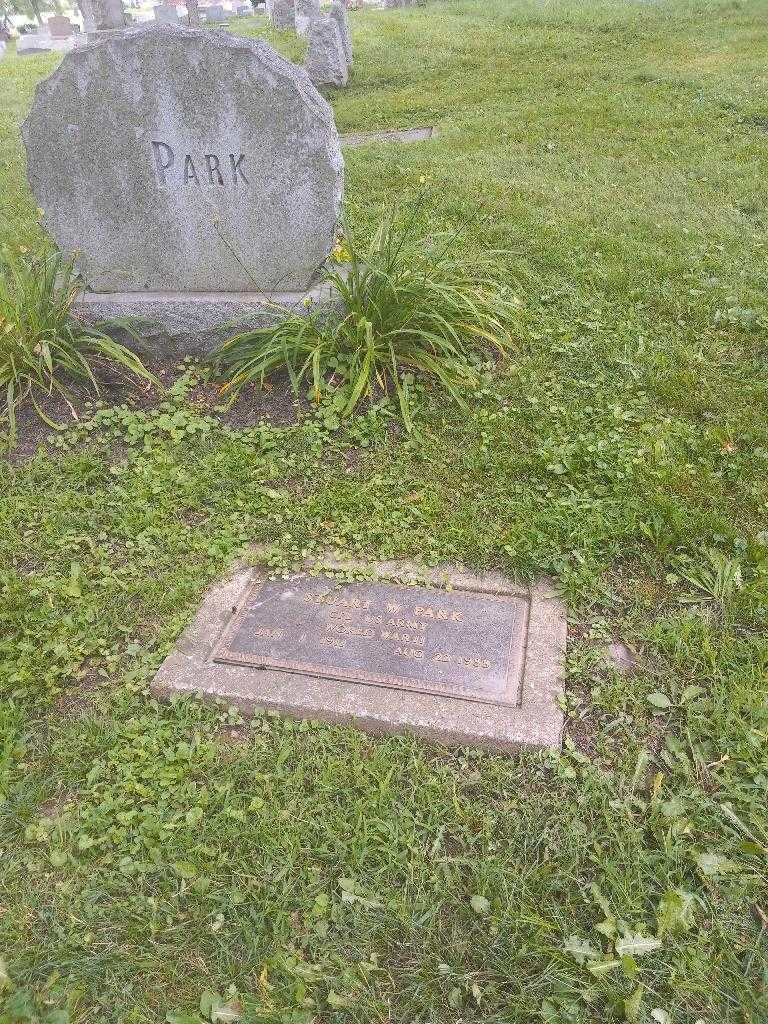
[
  {"left": 72, "top": 278, "right": 343, "bottom": 359},
  {"left": 152, "top": 560, "right": 566, "bottom": 752}
]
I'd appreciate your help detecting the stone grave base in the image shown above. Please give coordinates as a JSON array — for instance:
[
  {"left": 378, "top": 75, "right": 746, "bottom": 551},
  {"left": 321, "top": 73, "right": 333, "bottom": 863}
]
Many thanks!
[
  {"left": 73, "top": 279, "right": 344, "bottom": 360},
  {"left": 151, "top": 557, "right": 566, "bottom": 752},
  {"left": 341, "top": 126, "right": 436, "bottom": 148}
]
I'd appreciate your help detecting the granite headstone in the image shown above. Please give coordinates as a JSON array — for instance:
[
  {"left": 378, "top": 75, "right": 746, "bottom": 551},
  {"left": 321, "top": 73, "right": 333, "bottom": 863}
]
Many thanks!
[
  {"left": 23, "top": 24, "right": 343, "bottom": 295},
  {"left": 329, "top": 0, "right": 351, "bottom": 66},
  {"left": 305, "top": 16, "right": 348, "bottom": 86},
  {"left": 294, "top": 0, "right": 318, "bottom": 36},
  {"left": 91, "top": 0, "right": 126, "bottom": 32}
]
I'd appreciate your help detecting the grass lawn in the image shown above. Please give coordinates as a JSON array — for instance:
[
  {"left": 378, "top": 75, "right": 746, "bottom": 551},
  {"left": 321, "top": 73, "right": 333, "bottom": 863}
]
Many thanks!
[{"left": 1, "top": 1, "right": 767, "bottom": 1021}]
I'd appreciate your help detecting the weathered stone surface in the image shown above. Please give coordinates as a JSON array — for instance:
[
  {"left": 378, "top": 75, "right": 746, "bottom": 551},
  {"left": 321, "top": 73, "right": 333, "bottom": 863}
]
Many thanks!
[
  {"left": 23, "top": 24, "right": 343, "bottom": 293},
  {"left": 153, "top": 4, "right": 181, "bottom": 22},
  {"left": 72, "top": 278, "right": 345, "bottom": 358},
  {"left": 294, "top": 0, "right": 318, "bottom": 36},
  {"left": 605, "top": 640, "right": 638, "bottom": 675},
  {"left": 269, "top": 0, "right": 295, "bottom": 31},
  {"left": 329, "top": 0, "right": 351, "bottom": 66},
  {"left": 152, "top": 558, "right": 566, "bottom": 752},
  {"left": 305, "top": 16, "right": 348, "bottom": 87},
  {"left": 47, "top": 15, "right": 75, "bottom": 36}
]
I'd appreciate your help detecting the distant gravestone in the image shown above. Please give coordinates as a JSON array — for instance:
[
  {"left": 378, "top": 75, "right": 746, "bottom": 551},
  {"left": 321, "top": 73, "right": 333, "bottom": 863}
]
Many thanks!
[
  {"left": 154, "top": 4, "right": 181, "bottom": 22},
  {"left": 91, "top": 0, "right": 126, "bottom": 32},
  {"left": 23, "top": 24, "right": 343, "bottom": 353},
  {"left": 47, "top": 14, "right": 75, "bottom": 37},
  {"left": 0, "top": 40, "right": 6, "bottom": 58},
  {"left": 305, "top": 15, "right": 347, "bottom": 86},
  {"left": 16, "top": 34, "right": 52, "bottom": 53},
  {"left": 329, "top": 0, "right": 351, "bottom": 66},
  {"left": 203, "top": 3, "right": 227, "bottom": 20},
  {"left": 294, "top": 0, "right": 318, "bottom": 35},
  {"left": 269, "top": 0, "right": 295, "bottom": 30}
]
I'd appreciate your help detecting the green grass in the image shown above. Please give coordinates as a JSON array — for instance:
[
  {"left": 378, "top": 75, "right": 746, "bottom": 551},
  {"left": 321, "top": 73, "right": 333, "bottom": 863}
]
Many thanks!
[{"left": 1, "top": 2, "right": 767, "bottom": 1022}]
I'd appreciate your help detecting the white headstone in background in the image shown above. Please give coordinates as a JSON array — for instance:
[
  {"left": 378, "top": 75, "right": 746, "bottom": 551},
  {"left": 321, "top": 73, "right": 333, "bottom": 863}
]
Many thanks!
[
  {"left": 203, "top": 3, "right": 227, "bottom": 20},
  {"left": 154, "top": 4, "right": 181, "bottom": 23},
  {"left": 16, "top": 34, "right": 53, "bottom": 54}
]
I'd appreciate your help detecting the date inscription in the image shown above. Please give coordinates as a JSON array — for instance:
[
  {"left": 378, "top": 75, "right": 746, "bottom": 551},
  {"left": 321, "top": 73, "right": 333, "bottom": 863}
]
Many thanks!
[{"left": 213, "top": 576, "right": 529, "bottom": 707}]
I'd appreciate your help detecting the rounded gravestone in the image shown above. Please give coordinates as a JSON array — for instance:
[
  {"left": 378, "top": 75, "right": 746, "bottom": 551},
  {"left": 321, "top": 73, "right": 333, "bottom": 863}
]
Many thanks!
[{"left": 22, "top": 24, "right": 343, "bottom": 294}]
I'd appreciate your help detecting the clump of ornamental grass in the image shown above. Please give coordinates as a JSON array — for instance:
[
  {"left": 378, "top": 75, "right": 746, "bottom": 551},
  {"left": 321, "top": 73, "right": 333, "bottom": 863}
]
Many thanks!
[
  {"left": 211, "top": 203, "right": 518, "bottom": 431},
  {"left": 0, "top": 245, "right": 157, "bottom": 441}
]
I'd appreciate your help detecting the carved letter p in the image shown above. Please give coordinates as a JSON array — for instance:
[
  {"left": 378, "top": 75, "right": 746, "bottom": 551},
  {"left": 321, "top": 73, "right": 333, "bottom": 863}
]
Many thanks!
[{"left": 151, "top": 141, "right": 175, "bottom": 185}]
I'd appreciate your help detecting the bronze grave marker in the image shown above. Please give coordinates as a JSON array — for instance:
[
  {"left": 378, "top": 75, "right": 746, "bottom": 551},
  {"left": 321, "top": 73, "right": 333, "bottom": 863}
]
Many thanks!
[
  {"left": 214, "top": 576, "right": 529, "bottom": 707},
  {"left": 153, "top": 560, "right": 567, "bottom": 751}
]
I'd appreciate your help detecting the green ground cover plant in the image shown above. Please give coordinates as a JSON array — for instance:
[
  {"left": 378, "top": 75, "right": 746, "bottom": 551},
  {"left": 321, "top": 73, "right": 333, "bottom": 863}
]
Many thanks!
[
  {"left": 0, "top": 1, "right": 766, "bottom": 1022},
  {"left": 213, "top": 200, "right": 516, "bottom": 429}
]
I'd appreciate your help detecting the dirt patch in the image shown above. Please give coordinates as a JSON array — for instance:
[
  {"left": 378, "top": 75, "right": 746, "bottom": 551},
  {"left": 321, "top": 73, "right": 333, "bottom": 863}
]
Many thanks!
[
  {"left": 4, "top": 361, "right": 307, "bottom": 464},
  {"left": 37, "top": 790, "right": 76, "bottom": 822}
]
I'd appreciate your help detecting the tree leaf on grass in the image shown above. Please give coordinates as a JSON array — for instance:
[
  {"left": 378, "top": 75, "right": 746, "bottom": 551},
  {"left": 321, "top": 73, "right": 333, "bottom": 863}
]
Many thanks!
[
  {"left": 695, "top": 851, "right": 739, "bottom": 876},
  {"left": 327, "top": 990, "right": 351, "bottom": 1009},
  {"left": 172, "top": 861, "right": 198, "bottom": 879},
  {"left": 614, "top": 933, "right": 662, "bottom": 957},
  {"left": 338, "top": 877, "right": 383, "bottom": 910},
  {"left": 646, "top": 692, "right": 672, "bottom": 710},
  {"left": 680, "top": 685, "right": 705, "bottom": 704},
  {"left": 624, "top": 984, "right": 643, "bottom": 1021},
  {"left": 211, "top": 1001, "right": 242, "bottom": 1024},
  {"left": 470, "top": 894, "right": 490, "bottom": 915},
  {"left": 587, "top": 958, "right": 622, "bottom": 977},
  {"left": 0, "top": 957, "right": 10, "bottom": 992},
  {"left": 564, "top": 934, "right": 598, "bottom": 964},
  {"left": 657, "top": 889, "right": 697, "bottom": 936}
]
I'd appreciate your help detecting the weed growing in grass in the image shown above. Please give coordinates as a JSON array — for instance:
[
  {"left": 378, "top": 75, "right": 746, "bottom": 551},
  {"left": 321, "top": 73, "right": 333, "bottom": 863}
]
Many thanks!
[
  {"left": 212, "top": 201, "right": 517, "bottom": 431},
  {"left": 0, "top": 246, "right": 157, "bottom": 442}
]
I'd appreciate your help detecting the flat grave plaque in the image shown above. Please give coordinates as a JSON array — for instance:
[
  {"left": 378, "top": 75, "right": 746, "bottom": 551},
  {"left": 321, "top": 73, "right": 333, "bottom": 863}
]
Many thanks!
[{"left": 213, "top": 576, "right": 529, "bottom": 706}]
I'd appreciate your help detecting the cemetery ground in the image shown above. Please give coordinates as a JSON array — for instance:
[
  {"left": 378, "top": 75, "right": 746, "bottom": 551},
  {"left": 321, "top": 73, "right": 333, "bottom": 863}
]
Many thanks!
[{"left": 1, "top": 0, "right": 767, "bottom": 1021}]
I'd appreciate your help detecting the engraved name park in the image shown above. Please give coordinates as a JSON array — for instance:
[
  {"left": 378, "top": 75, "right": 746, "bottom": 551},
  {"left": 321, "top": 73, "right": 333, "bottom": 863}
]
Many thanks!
[{"left": 22, "top": 24, "right": 344, "bottom": 296}]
